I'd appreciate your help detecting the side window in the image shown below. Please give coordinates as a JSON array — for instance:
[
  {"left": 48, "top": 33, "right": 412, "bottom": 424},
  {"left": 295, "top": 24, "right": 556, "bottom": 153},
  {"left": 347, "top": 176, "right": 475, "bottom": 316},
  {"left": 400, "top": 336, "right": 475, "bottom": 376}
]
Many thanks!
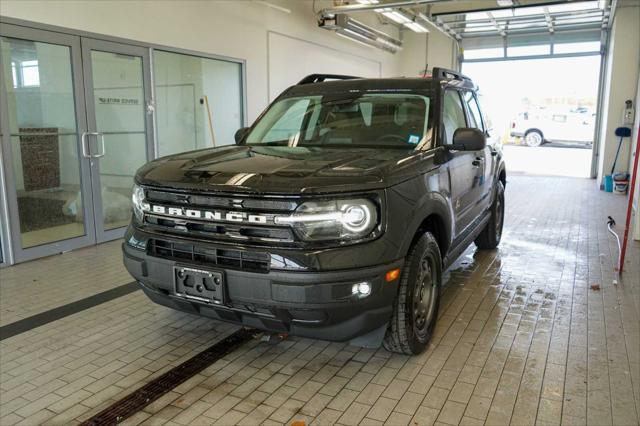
[
  {"left": 442, "top": 90, "right": 467, "bottom": 145},
  {"left": 464, "top": 91, "right": 484, "bottom": 132}
]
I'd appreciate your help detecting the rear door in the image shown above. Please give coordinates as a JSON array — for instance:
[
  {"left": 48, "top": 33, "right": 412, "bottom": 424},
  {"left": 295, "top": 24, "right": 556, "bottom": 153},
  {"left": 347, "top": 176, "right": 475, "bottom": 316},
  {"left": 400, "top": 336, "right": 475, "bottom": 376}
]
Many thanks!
[{"left": 442, "top": 89, "right": 478, "bottom": 238}]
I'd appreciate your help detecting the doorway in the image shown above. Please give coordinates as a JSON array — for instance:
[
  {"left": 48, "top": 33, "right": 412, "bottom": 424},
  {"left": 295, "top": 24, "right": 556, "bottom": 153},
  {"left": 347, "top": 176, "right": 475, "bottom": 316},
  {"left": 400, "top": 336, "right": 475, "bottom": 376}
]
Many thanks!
[
  {"left": 462, "top": 55, "right": 601, "bottom": 178},
  {"left": 0, "top": 25, "right": 153, "bottom": 263}
]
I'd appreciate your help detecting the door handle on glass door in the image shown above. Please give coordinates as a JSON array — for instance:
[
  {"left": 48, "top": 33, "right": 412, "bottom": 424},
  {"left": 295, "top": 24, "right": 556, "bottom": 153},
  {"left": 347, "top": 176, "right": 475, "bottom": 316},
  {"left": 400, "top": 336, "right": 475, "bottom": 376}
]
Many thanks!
[
  {"left": 80, "top": 132, "right": 105, "bottom": 158},
  {"left": 93, "top": 133, "right": 106, "bottom": 158},
  {"left": 472, "top": 157, "right": 484, "bottom": 166}
]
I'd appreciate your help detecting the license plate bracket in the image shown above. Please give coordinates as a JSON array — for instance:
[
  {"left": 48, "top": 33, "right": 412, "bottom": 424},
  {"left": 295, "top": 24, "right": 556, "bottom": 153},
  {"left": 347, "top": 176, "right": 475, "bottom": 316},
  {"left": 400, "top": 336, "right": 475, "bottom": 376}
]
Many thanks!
[{"left": 173, "top": 266, "right": 224, "bottom": 305}]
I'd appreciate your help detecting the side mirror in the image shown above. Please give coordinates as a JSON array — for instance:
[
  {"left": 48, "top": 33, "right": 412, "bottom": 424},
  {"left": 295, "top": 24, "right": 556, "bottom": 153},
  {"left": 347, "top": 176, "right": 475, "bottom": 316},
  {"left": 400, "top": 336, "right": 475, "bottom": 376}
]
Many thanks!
[
  {"left": 450, "top": 128, "right": 486, "bottom": 151},
  {"left": 234, "top": 127, "right": 250, "bottom": 145}
]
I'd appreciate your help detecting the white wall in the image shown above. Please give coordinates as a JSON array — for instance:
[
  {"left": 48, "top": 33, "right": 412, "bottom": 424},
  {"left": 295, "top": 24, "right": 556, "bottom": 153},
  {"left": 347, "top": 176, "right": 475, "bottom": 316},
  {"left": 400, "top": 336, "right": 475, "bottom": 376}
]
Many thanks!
[
  {"left": 396, "top": 25, "right": 459, "bottom": 77},
  {"left": 0, "top": 0, "right": 408, "bottom": 125},
  {"left": 596, "top": 2, "right": 640, "bottom": 186}
]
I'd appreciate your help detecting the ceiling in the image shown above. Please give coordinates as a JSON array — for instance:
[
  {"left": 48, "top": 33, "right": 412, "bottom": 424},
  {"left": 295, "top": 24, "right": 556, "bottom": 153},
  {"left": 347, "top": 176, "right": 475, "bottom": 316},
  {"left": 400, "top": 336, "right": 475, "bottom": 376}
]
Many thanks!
[
  {"left": 431, "top": 0, "right": 609, "bottom": 39},
  {"left": 321, "top": 0, "right": 612, "bottom": 40}
]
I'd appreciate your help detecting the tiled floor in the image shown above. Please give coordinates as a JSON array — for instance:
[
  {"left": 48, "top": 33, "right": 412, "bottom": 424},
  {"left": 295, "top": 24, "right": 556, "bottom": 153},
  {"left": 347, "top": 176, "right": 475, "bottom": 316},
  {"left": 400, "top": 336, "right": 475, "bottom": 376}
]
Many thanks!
[
  {"left": 0, "top": 240, "right": 131, "bottom": 325},
  {"left": 0, "top": 175, "right": 638, "bottom": 426}
]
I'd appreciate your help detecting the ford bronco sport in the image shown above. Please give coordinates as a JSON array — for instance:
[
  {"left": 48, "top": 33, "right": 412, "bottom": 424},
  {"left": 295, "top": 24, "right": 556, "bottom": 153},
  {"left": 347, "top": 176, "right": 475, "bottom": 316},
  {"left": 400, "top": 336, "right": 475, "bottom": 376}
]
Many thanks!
[{"left": 123, "top": 68, "right": 506, "bottom": 355}]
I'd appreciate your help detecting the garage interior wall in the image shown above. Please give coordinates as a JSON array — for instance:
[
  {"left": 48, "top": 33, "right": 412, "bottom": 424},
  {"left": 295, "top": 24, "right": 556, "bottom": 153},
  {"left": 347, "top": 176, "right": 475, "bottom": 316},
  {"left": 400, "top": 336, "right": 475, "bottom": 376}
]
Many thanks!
[
  {"left": 596, "top": 1, "right": 640, "bottom": 187},
  {"left": 0, "top": 1, "right": 462, "bottom": 122},
  {"left": 396, "top": 26, "right": 459, "bottom": 78}
]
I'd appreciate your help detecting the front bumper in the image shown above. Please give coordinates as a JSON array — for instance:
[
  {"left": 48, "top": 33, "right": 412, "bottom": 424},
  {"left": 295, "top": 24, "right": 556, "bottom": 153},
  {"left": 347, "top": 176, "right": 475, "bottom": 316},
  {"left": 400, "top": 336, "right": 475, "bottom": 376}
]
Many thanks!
[{"left": 123, "top": 241, "right": 403, "bottom": 342}]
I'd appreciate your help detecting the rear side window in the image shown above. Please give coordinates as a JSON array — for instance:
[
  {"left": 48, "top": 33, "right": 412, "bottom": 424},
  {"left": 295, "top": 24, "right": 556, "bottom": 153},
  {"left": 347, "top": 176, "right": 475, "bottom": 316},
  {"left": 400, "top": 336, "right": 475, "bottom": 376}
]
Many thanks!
[
  {"left": 464, "top": 91, "right": 484, "bottom": 132},
  {"left": 442, "top": 90, "right": 467, "bottom": 145}
]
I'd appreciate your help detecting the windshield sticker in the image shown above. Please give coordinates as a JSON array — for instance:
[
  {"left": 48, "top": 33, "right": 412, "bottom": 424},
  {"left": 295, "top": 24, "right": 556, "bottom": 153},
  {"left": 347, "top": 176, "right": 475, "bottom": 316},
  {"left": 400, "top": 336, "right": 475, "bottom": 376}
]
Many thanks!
[{"left": 408, "top": 135, "right": 421, "bottom": 145}]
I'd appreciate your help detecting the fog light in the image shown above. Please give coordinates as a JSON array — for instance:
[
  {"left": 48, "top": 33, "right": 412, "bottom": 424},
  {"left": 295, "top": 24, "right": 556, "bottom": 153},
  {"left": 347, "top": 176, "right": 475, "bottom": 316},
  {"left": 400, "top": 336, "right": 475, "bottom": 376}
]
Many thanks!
[{"left": 352, "top": 282, "right": 372, "bottom": 296}]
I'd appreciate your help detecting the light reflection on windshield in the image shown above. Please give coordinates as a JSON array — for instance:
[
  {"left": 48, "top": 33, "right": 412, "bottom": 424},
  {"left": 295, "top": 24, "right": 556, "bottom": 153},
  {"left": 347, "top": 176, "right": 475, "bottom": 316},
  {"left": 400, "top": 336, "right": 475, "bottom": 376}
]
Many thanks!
[{"left": 246, "top": 93, "right": 433, "bottom": 150}]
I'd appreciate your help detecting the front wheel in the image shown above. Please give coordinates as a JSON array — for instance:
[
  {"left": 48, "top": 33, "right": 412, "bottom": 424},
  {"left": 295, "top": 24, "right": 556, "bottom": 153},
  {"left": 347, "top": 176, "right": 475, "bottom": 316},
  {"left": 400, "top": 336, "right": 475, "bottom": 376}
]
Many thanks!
[
  {"left": 383, "top": 232, "right": 442, "bottom": 355},
  {"left": 475, "top": 181, "right": 505, "bottom": 249}
]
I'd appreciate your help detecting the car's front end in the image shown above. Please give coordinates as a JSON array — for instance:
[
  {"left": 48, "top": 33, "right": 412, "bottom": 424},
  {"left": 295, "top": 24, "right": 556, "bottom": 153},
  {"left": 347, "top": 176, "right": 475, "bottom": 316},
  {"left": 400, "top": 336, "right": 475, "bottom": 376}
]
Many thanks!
[{"left": 123, "top": 182, "right": 409, "bottom": 342}]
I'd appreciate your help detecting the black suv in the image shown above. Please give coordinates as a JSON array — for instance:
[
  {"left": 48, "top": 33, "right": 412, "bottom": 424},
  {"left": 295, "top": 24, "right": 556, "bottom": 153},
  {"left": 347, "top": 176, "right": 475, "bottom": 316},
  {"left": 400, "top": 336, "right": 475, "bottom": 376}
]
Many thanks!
[{"left": 123, "top": 68, "right": 506, "bottom": 354}]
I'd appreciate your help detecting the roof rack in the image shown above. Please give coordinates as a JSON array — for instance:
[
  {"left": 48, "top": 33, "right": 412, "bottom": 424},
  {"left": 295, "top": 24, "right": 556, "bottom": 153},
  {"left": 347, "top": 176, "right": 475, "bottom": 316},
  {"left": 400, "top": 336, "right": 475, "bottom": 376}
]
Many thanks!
[
  {"left": 431, "top": 67, "right": 472, "bottom": 82},
  {"left": 297, "top": 74, "right": 360, "bottom": 85}
]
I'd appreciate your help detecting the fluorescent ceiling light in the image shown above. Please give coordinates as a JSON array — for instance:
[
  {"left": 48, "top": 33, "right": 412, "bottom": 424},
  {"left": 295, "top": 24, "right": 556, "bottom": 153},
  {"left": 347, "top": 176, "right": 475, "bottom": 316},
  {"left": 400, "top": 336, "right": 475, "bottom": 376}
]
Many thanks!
[
  {"left": 320, "top": 14, "right": 402, "bottom": 53},
  {"left": 375, "top": 8, "right": 413, "bottom": 25},
  {"left": 374, "top": 7, "right": 430, "bottom": 33},
  {"left": 355, "top": 0, "right": 380, "bottom": 3},
  {"left": 548, "top": 1, "right": 598, "bottom": 13},
  {"left": 404, "top": 21, "right": 429, "bottom": 33},
  {"left": 514, "top": 6, "right": 545, "bottom": 17},
  {"left": 466, "top": 12, "right": 488, "bottom": 21},
  {"left": 490, "top": 9, "right": 513, "bottom": 18},
  {"left": 496, "top": 0, "right": 513, "bottom": 6}
]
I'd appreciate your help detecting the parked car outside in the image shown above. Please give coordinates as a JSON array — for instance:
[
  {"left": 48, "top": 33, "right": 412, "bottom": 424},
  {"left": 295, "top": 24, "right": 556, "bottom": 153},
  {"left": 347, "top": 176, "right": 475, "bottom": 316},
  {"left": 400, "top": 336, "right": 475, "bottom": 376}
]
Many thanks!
[{"left": 510, "top": 106, "right": 595, "bottom": 147}]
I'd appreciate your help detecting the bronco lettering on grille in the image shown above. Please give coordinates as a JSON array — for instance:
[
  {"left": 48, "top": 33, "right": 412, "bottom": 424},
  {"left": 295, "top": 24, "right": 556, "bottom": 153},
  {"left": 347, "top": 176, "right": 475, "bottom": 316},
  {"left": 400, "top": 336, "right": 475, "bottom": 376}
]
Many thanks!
[{"left": 144, "top": 204, "right": 268, "bottom": 224}]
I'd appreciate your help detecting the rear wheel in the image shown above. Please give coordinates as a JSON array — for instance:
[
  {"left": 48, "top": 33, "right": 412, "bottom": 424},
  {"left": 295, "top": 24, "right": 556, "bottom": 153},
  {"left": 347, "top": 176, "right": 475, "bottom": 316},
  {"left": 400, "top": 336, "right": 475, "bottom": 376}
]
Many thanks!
[
  {"left": 524, "top": 130, "right": 544, "bottom": 147},
  {"left": 475, "top": 181, "right": 505, "bottom": 249},
  {"left": 383, "top": 232, "right": 441, "bottom": 355}
]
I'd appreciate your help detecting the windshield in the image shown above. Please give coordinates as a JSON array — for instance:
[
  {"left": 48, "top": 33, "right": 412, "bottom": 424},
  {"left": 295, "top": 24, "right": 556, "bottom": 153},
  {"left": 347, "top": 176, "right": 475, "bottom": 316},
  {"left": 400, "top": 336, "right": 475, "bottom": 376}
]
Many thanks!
[{"left": 246, "top": 93, "right": 433, "bottom": 149}]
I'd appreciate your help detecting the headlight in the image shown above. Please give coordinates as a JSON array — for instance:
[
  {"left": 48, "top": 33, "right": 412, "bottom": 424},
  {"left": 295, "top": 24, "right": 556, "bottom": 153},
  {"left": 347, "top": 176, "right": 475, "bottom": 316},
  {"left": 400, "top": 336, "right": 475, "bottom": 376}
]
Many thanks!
[
  {"left": 275, "top": 198, "right": 378, "bottom": 242},
  {"left": 131, "top": 184, "right": 146, "bottom": 222}
]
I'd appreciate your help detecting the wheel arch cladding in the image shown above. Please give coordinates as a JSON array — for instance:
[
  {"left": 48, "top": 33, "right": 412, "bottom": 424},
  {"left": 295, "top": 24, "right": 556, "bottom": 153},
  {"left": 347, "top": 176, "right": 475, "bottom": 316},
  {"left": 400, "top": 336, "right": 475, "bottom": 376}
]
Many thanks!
[
  {"left": 499, "top": 167, "right": 506, "bottom": 187},
  {"left": 389, "top": 182, "right": 451, "bottom": 260}
]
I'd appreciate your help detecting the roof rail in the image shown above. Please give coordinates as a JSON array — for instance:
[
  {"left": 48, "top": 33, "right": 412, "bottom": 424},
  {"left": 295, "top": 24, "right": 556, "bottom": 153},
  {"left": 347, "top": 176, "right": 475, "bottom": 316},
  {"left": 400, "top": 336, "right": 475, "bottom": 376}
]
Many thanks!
[
  {"left": 431, "top": 67, "right": 472, "bottom": 82},
  {"left": 297, "top": 74, "right": 360, "bottom": 85}
]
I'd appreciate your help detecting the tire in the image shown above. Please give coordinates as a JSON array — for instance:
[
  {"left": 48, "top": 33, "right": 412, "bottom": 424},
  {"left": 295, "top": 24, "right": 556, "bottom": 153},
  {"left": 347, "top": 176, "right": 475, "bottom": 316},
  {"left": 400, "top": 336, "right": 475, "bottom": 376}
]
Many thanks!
[
  {"left": 475, "top": 181, "right": 505, "bottom": 250},
  {"left": 383, "top": 232, "right": 442, "bottom": 355},
  {"left": 524, "top": 130, "right": 544, "bottom": 147}
]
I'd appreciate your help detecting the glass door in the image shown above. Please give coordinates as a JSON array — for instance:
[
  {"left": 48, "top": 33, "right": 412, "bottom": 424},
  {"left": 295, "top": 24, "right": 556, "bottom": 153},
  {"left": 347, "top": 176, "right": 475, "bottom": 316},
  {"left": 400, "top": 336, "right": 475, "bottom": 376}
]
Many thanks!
[
  {"left": 0, "top": 24, "right": 96, "bottom": 263},
  {"left": 81, "top": 39, "right": 153, "bottom": 242}
]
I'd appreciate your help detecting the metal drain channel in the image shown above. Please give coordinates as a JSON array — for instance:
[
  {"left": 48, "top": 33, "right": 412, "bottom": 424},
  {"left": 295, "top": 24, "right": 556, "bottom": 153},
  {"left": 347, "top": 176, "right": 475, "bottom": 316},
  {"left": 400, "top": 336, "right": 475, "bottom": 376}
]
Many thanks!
[{"left": 81, "top": 328, "right": 254, "bottom": 426}]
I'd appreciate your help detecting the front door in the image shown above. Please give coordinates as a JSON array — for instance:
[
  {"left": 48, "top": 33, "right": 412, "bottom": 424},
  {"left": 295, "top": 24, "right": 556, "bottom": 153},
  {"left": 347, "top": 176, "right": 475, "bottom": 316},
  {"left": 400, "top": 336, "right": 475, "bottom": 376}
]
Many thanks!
[
  {"left": 0, "top": 25, "right": 96, "bottom": 263},
  {"left": 442, "top": 89, "right": 481, "bottom": 239},
  {"left": 81, "top": 39, "right": 153, "bottom": 243},
  {"left": 0, "top": 25, "right": 153, "bottom": 263}
]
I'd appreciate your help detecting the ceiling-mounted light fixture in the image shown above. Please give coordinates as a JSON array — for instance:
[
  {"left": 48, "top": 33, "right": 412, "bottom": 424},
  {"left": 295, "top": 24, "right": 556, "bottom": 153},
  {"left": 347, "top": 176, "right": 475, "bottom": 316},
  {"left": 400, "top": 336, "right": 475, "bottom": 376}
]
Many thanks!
[
  {"left": 373, "top": 7, "right": 430, "bottom": 33},
  {"left": 496, "top": 0, "right": 514, "bottom": 6},
  {"left": 405, "top": 21, "right": 429, "bottom": 33},
  {"left": 355, "top": 0, "right": 380, "bottom": 4},
  {"left": 376, "top": 7, "right": 413, "bottom": 25},
  {"left": 319, "top": 14, "right": 402, "bottom": 53}
]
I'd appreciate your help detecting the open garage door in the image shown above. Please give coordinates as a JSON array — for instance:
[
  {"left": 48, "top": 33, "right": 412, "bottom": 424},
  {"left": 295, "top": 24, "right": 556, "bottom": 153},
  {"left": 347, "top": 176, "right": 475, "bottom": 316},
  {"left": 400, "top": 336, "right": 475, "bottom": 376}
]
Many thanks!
[{"left": 435, "top": 0, "right": 609, "bottom": 178}]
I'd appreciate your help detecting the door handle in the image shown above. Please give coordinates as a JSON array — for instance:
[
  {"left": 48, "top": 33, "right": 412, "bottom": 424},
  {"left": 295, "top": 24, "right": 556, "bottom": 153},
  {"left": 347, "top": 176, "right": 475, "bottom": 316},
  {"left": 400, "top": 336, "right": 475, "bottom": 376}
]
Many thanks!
[
  {"left": 472, "top": 157, "right": 484, "bottom": 166},
  {"left": 80, "top": 132, "right": 105, "bottom": 158},
  {"left": 94, "top": 133, "right": 106, "bottom": 158}
]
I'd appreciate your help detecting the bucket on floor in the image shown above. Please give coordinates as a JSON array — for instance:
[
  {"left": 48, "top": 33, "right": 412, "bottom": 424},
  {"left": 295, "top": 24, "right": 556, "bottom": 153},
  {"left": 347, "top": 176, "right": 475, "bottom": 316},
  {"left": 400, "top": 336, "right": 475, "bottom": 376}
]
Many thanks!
[
  {"left": 604, "top": 174, "right": 614, "bottom": 192},
  {"left": 614, "top": 180, "right": 629, "bottom": 193}
]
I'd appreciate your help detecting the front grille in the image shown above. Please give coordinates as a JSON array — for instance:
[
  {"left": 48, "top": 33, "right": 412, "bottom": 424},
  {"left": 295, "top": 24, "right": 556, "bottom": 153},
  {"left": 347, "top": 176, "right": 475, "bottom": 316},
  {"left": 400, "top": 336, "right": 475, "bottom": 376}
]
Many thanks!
[
  {"left": 143, "top": 190, "right": 299, "bottom": 245},
  {"left": 148, "top": 239, "right": 270, "bottom": 273}
]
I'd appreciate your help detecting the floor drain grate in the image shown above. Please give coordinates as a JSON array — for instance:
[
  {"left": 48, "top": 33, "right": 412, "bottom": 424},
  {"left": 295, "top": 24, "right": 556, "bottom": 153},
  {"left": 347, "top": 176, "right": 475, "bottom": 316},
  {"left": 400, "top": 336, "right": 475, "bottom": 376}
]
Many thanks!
[{"left": 81, "top": 328, "right": 254, "bottom": 426}]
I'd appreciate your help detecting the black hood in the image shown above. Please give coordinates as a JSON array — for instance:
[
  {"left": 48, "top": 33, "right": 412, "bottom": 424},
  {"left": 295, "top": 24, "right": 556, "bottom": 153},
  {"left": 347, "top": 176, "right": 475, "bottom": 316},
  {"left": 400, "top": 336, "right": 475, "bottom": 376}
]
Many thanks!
[{"left": 136, "top": 145, "right": 434, "bottom": 194}]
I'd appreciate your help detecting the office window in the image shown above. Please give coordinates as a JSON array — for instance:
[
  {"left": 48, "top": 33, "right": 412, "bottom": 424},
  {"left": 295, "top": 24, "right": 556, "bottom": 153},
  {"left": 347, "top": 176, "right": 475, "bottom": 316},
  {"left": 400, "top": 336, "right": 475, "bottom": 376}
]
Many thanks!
[{"left": 153, "top": 51, "right": 243, "bottom": 157}]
